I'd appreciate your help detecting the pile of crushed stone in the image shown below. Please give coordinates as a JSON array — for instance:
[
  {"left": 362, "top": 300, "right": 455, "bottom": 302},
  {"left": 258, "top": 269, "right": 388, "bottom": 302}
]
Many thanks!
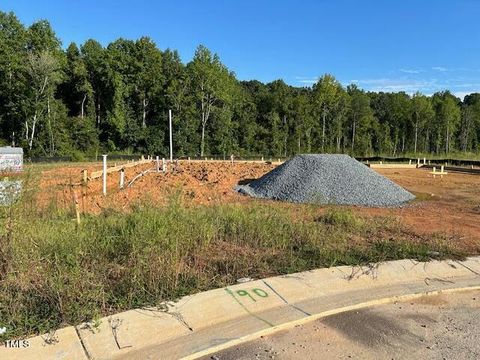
[{"left": 236, "top": 154, "right": 415, "bottom": 207}]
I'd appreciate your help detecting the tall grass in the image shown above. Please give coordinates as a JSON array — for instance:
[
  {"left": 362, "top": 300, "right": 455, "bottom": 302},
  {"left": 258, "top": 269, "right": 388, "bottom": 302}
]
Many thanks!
[{"left": 0, "top": 181, "right": 463, "bottom": 340}]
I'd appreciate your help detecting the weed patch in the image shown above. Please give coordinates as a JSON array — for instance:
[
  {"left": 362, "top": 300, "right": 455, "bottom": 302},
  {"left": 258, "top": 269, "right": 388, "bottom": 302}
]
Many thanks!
[{"left": 0, "top": 186, "right": 465, "bottom": 340}]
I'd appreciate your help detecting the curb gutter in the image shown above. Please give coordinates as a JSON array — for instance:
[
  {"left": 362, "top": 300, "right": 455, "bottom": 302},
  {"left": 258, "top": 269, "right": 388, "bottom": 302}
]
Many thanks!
[{"left": 2, "top": 257, "right": 479, "bottom": 360}]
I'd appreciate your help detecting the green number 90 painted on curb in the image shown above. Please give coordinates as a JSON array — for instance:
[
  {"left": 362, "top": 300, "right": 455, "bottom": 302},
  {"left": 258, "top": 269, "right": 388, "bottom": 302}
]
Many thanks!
[{"left": 236, "top": 288, "right": 269, "bottom": 302}]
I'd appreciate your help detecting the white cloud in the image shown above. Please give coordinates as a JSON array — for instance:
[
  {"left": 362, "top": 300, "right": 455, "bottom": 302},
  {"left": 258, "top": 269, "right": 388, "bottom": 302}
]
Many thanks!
[
  {"left": 352, "top": 78, "right": 437, "bottom": 94},
  {"left": 294, "top": 76, "right": 318, "bottom": 85},
  {"left": 399, "top": 68, "right": 422, "bottom": 74},
  {"left": 453, "top": 91, "right": 471, "bottom": 100},
  {"left": 293, "top": 71, "right": 480, "bottom": 97},
  {"left": 451, "top": 83, "right": 480, "bottom": 88},
  {"left": 352, "top": 76, "right": 480, "bottom": 96}
]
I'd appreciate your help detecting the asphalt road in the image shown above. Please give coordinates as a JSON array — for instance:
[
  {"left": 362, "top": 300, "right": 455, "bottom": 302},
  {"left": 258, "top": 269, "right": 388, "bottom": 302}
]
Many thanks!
[{"left": 203, "top": 290, "right": 480, "bottom": 360}]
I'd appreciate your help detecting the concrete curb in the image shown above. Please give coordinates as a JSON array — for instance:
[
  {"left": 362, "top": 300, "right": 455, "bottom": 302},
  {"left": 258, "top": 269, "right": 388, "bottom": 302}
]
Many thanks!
[{"left": 2, "top": 257, "right": 479, "bottom": 360}]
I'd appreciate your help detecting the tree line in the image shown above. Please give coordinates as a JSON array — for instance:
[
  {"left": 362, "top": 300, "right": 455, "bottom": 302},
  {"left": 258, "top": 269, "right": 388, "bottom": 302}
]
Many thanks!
[{"left": 1, "top": 11, "right": 480, "bottom": 159}]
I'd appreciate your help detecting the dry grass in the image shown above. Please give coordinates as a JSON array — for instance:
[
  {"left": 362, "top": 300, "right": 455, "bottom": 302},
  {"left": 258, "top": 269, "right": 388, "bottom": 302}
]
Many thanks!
[{"left": 0, "top": 172, "right": 465, "bottom": 340}]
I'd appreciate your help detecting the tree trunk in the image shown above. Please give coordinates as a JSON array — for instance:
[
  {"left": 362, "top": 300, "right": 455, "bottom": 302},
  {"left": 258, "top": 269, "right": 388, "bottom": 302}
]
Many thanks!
[
  {"left": 446, "top": 127, "right": 449, "bottom": 154},
  {"left": 47, "top": 97, "right": 55, "bottom": 155},
  {"left": 29, "top": 113, "right": 37, "bottom": 150},
  {"left": 322, "top": 109, "right": 326, "bottom": 151},
  {"left": 201, "top": 121, "right": 206, "bottom": 157},
  {"left": 81, "top": 94, "right": 87, "bottom": 119},
  {"left": 461, "top": 111, "right": 471, "bottom": 152},
  {"left": 425, "top": 130, "right": 428, "bottom": 153},
  {"left": 200, "top": 101, "right": 206, "bottom": 157},
  {"left": 142, "top": 97, "right": 147, "bottom": 128},
  {"left": 393, "top": 133, "right": 398, "bottom": 156},
  {"left": 425, "top": 128, "right": 430, "bottom": 153},
  {"left": 351, "top": 118, "right": 356, "bottom": 152},
  {"left": 414, "top": 120, "right": 418, "bottom": 154},
  {"left": 306, "top": 129, "right": 311, "bottom": 153},
  {"left": 283, "top": 115, "right": 287, "bottom": 157},
  {"left": 96, "top": 99, "right": 100, "bottom": 125}
]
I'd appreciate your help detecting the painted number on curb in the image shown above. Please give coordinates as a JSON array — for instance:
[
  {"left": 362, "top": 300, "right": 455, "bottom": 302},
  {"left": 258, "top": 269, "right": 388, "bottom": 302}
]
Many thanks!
[{"left": 236, "top": 288, "right": 269, "bottom": 302}]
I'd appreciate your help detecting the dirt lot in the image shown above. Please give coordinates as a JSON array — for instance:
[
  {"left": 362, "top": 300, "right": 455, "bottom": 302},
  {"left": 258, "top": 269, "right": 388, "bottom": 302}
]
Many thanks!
[
  {"left": 33, "top": 160, "right": 480, "bottom": 251},
  {"left": 35, "top": 160, "right": 277, "bottom": 211},
  {"left": 366, "top": 168, "right": 480, "bottom": 251}
]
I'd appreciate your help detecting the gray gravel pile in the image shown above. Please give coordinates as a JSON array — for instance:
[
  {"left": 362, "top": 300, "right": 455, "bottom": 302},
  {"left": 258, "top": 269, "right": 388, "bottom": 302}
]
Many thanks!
[{"left": 236, "top": 154, "right": 415, "bottom": 207}]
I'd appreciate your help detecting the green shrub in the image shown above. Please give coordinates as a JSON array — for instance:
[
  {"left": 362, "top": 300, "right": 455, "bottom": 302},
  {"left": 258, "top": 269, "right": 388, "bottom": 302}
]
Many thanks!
[{"left": 69, "top": 150, "right": 86, "bottom": 162}]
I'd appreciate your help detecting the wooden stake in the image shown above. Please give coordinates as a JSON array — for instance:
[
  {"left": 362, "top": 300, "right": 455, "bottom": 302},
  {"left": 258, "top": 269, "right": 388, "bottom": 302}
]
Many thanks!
[{"left": 72, "top": 187, "right": 81, "bottom": 225}]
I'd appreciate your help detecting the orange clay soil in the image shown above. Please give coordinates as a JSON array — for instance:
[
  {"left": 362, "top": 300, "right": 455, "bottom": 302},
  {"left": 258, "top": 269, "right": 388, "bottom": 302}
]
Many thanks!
[
  {"left": 34, "top": 161, "right": 480, "bottom": 249},
  {"left": 366, "top": 168, "right": 480, "bottom": 248},
  {"left": 35, "top": 161, "right": 277, "bottom": 212}
]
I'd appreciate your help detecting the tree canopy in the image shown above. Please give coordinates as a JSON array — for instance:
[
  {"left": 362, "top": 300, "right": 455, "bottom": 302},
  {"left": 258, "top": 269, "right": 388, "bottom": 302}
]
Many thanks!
[{"left": 1, "top": 11, "right": 480, "bottom": 158}]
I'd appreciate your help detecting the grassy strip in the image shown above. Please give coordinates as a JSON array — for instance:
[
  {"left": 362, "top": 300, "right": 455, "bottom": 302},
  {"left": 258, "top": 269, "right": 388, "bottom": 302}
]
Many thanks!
[{"left": 0, "top": 191, "right": 464, "bottom": 340}]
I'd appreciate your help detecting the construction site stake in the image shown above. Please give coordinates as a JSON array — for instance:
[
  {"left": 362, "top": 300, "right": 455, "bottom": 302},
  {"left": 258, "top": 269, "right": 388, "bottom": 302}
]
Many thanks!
[
  {"left": 169, "top": 109, "right": 173, "bottom": 162},
  {"left": 119, "top": 169, "right": 125, "bottom": 189},
  {"left": 82, "top": 169, "right": 88, "bottom": 184},
  {"left": 162, "top": 158, "right": 166, "bottom": 173},
  {"left": 102, "top": 155, "right": 107, "bottom": 196},
  {"left": 156, "top": 156, "right": 160, "bottom": 172},
  {"left": 72, "top": 187, "right": 81, "bottom": 225}
]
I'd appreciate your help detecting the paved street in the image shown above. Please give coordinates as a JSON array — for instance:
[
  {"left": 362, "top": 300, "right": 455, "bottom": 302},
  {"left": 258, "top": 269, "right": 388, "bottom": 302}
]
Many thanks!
[{"left": 204, "top": 290, "right": 480, "bottom": 360}]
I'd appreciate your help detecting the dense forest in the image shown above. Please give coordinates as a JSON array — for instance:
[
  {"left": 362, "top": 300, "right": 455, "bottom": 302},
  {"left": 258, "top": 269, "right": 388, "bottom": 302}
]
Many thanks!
[{"left": 1, "top": 11, "right": 480, "bottom": 159}]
